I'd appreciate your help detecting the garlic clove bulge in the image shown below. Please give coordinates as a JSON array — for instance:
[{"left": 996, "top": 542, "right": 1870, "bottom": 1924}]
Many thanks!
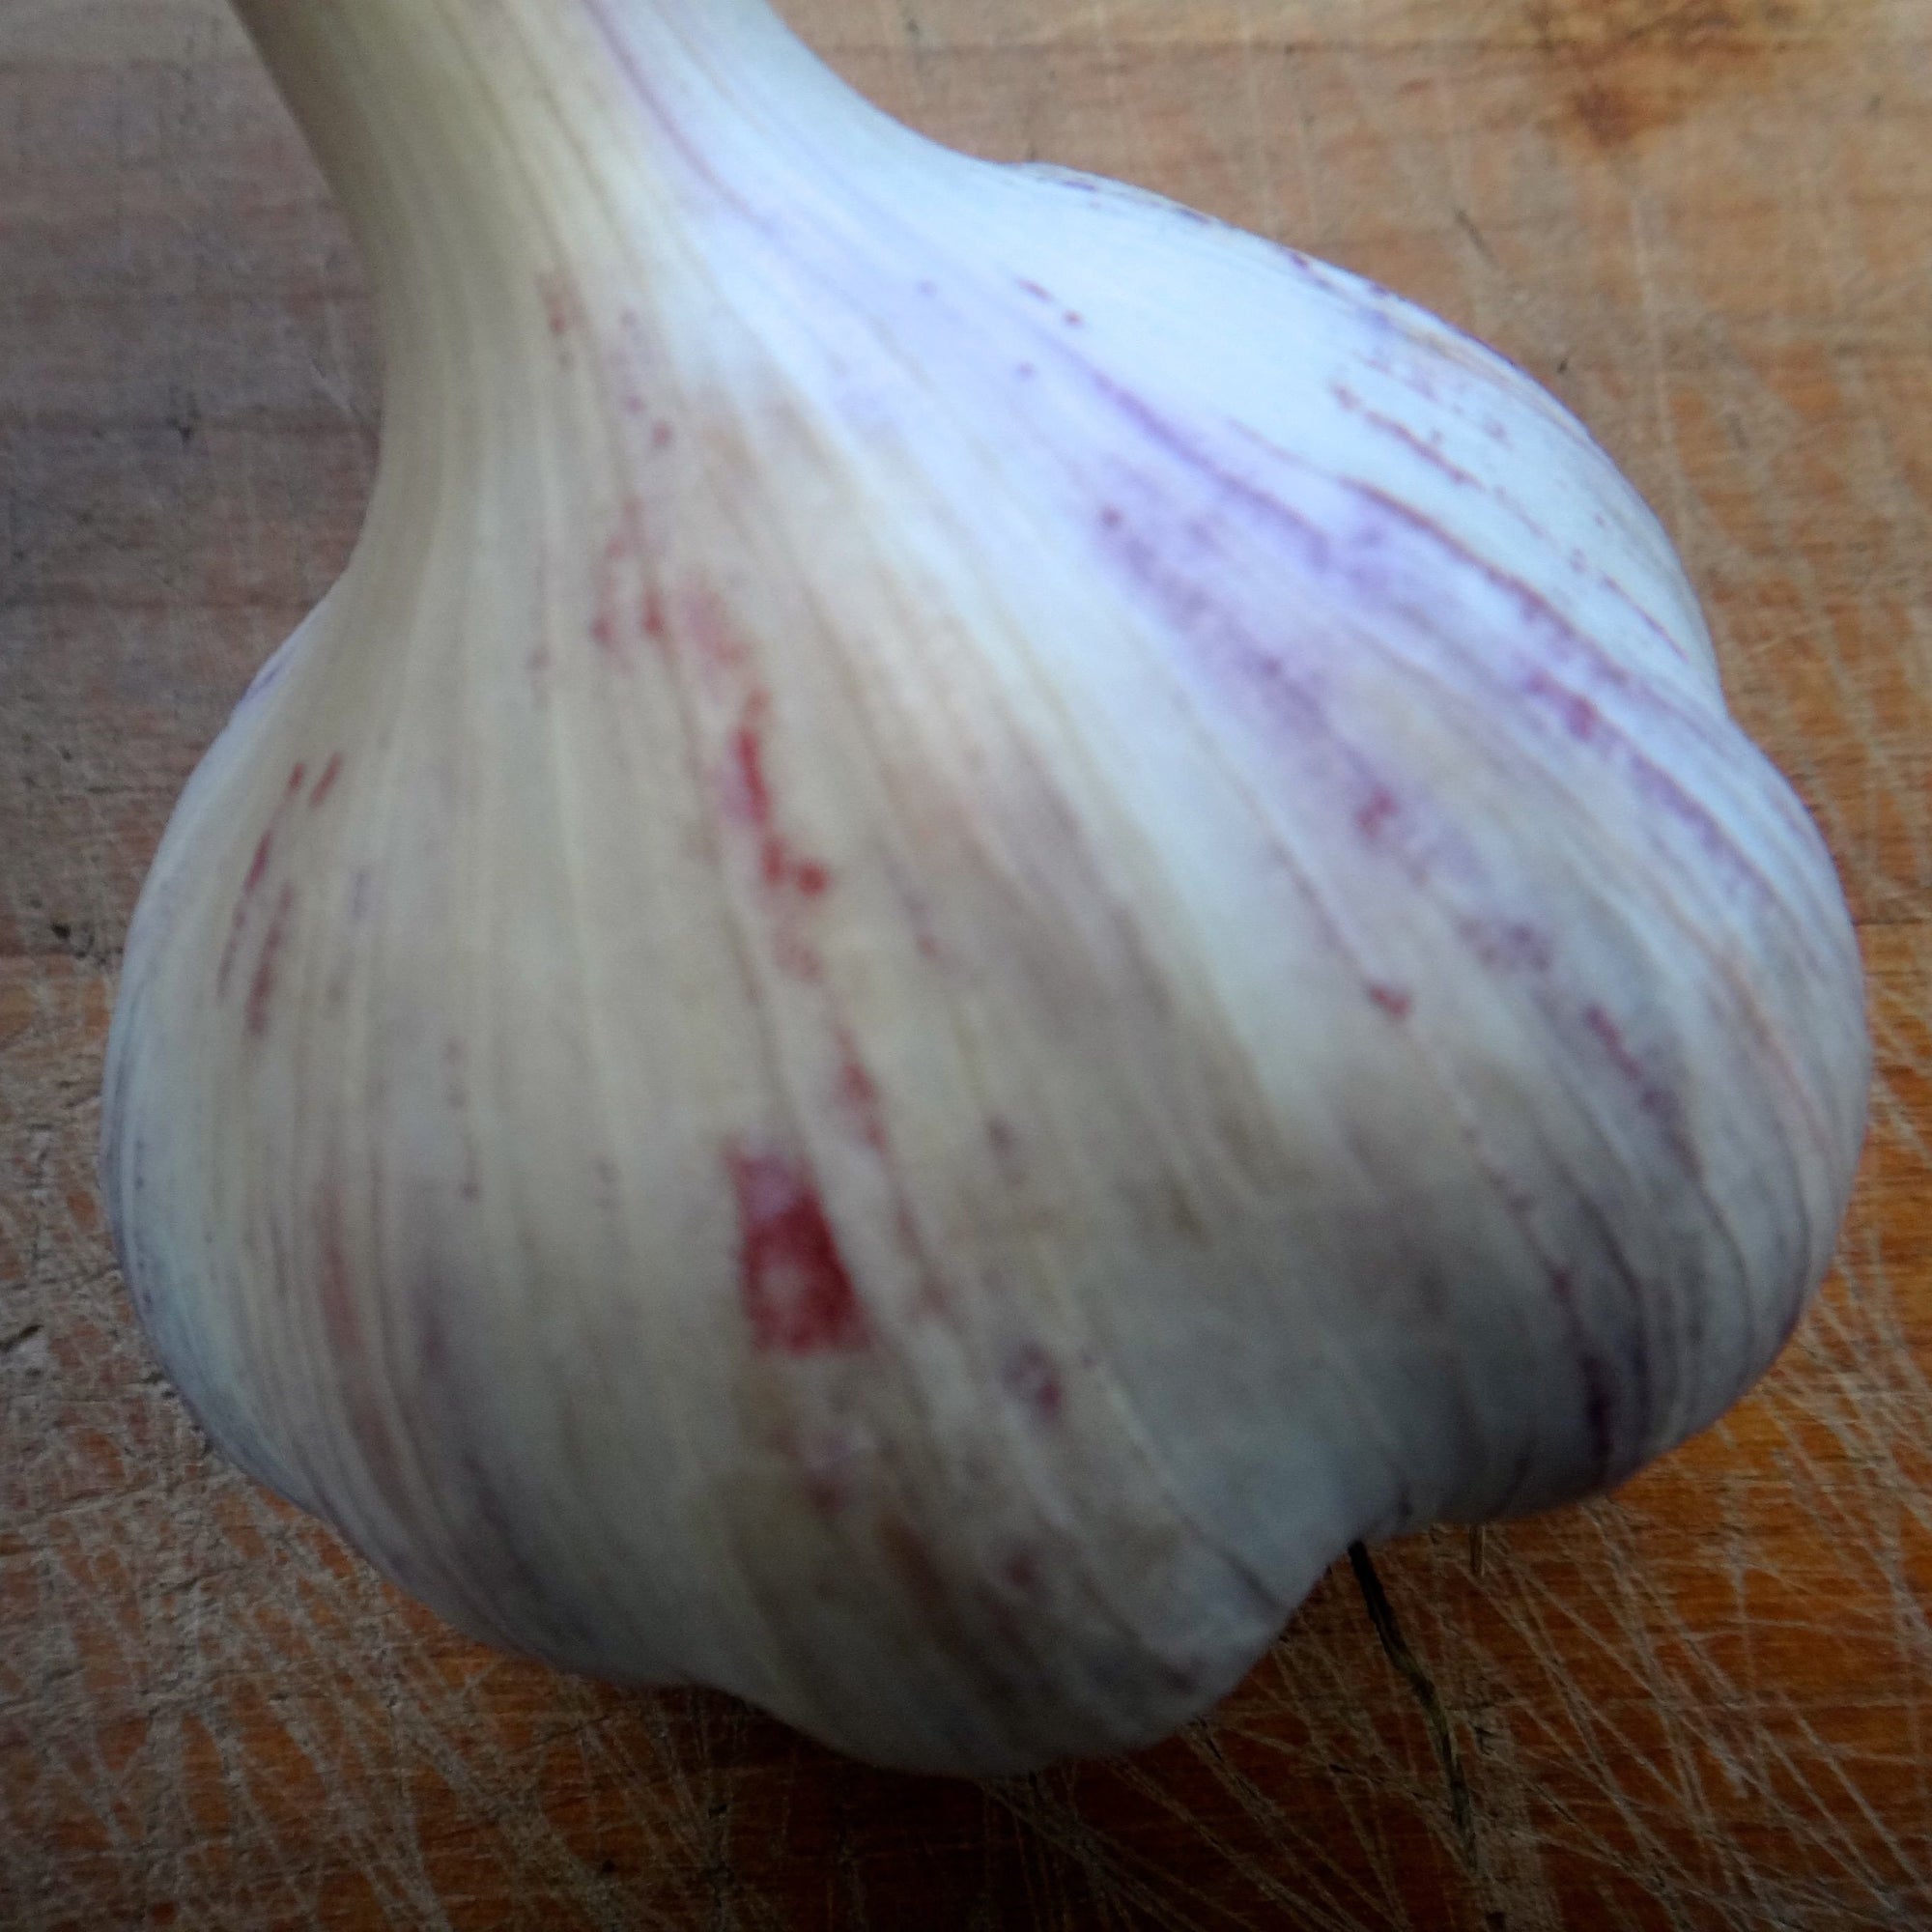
[{"left": 100, "top": 0, "right": 1870, "bottom": 1775}]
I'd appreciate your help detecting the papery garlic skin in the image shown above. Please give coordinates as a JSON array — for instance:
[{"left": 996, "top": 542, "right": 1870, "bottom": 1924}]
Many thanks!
[{"left": 101, "top": 0, "right": 1869, "bottom": 1775}]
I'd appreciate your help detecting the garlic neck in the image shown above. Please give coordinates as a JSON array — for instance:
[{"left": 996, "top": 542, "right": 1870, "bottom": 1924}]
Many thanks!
[
  {"left": 228, "top": 0, "right": 927, "bottom": 379},
  {"left": 228, "top": 0, "right": 939, "bottom": 603}
]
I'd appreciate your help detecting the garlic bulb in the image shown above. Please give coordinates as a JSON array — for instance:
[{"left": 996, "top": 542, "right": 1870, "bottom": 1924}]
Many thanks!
[{"left": 101, "top": 0, "right": 1869, "bottom": 1776}]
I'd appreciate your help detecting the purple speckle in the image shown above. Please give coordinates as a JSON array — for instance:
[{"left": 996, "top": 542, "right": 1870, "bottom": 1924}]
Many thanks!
[
  {"left": 243, "top": 883, "right": 297, "bottom": 1038},
  {"left": 1464, "top": 917, "right": 1554, "bottom": 976},
  {"left": 1004, "top": 1342, "right": 1064, "bottom": 1424},
  {"left": 216, "top": 828, "right": 277, "bottom": 997},
  {"left": 834, "top": 1030, "right": 887, "bottom": 1151},
  {"left": 308, "top": 753, "right": 344, "bottom": 809},
  {"left": 1581, "top": 1004, "right": 1690, "bottom": 1151},
  {"left": 592, "top": 1157, "right": 620, "bottom": 1214},
  {"left": 1353, "top": 401, "right": 1480, "bottom": 491},
  {"left": 1520, "top": 668, "right": 1602, "bottom": 743},
  {"left": 1355, "top": 786, "right": 1400, "bottom": 842},
  {"left": 1002, "top": 1548, "right": 1044, "bottom": 1595},
  {"left": 242, "top": 829, "right": 273, "bottom": 895}
]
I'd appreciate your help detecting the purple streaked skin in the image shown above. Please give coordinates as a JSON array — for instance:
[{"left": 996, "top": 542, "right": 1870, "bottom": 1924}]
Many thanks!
[{"left": 99, "top": 0, "right": 1867, "bottom": 1774}]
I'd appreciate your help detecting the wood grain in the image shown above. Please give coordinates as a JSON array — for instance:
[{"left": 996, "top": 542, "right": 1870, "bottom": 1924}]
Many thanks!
[{"left": 3, "top": 1, "right": 1928, "bottom": 1925}]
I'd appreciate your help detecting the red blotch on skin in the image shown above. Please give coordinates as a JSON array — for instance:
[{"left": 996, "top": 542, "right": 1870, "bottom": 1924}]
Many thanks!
[
  {"left": 1368, "top": 981, "right": 1413, "bottom": 1020},
  {"left": 772, "top": 931, "right": 825, "bottom": 982},
  {"left": 681, "top": 587, "right": 748, "bottom": 677},
  {"left": 308, "top": 753, "right": 344, "bottom": 809},
  {"left": 585, "top": 504, "right": 649, "bottom": 666},
  {"left": 898, "top": 888, "right": 944, "bottom": 964},
  {"left": 726, "top": 1144, "right": 869, "bottom": 1356},
  {"left": 732, "top": 696, "right": 836, "bottom": 907},
  {"left": 537, "top": 272, "right": 578, "bottom": 357},
  {"left": 834, "top": 1027, "right": 886, "bottom": 1150},
  {"left": 244, "top": 882, "right": 296, "bottom": 1037},
  {"left": 733, "top": 703, "right": 776, "bottom": 826},
  {"left": 287, "top": 762, "right": 306, "bottom": 797},
  {"left": 756, "top": 835, "right": 827, "bottom": 894},
  {"left": 1017, "top": 278, "right": 1052, "bottom": 302}
]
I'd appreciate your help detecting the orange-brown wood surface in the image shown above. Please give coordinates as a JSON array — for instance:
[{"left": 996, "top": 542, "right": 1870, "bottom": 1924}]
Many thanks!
[{"left": 3, "top": 2, "right": 1929, "bottom": 1925}]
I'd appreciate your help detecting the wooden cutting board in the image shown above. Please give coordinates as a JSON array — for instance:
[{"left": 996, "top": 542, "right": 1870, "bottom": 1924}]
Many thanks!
[{"left": 3, "top": 2, "right": 1928, "bottom": 1925}]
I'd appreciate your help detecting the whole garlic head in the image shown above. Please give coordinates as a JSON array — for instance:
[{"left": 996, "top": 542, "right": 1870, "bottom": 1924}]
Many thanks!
[{"left": 101, "top": 0, "right": 1869, "bottom": 1774}]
